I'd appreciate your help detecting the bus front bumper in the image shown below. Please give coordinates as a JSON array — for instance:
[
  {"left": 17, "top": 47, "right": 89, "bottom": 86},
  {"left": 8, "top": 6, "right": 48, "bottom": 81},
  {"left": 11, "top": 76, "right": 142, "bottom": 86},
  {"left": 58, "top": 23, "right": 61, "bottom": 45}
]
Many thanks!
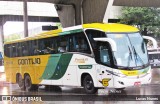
[{"left": 113, "top": 73, "right": 152, "bottom": 88}]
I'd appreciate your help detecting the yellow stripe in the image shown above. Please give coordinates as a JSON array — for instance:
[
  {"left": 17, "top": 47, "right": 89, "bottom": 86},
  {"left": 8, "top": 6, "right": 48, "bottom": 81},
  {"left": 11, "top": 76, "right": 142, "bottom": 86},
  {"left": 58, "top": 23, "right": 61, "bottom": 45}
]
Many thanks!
[
  {"left": 83, "top": 23, "right": 139, "bottom": 32},
  {"left": 4, "top": 29, "right": 62, "bottom": 44},
  {"left": 5, "top": 23, "right": 139, "bottom": 44},
  {"left": 120, "top": 70, "right": 138, "bottom": 76}
]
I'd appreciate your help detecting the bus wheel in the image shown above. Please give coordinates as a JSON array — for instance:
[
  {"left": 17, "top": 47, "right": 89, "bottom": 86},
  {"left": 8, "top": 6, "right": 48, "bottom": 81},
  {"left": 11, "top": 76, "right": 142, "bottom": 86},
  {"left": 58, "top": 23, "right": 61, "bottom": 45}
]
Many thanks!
[
  {"left": 24, "top": 75, "right": 38, "bottom": 91},
  {"left": 17, "top": 74, "right": 25, "bottom": 90},
  {"left": 83, "top": 75, "right": 98, "bottom": 94}
]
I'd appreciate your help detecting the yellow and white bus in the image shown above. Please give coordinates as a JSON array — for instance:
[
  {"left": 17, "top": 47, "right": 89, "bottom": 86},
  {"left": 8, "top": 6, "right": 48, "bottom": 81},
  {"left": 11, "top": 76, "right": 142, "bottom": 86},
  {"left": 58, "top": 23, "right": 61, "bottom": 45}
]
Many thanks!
[{"left": 4, "top": 23, "right": 152, "bottom": 94}]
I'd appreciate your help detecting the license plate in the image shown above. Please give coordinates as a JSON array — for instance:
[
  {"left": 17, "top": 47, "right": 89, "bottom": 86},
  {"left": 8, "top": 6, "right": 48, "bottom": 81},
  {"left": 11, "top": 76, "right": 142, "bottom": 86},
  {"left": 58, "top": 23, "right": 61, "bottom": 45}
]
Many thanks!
[{"left": 134, "top": 81, "right": 141, "bottom": 86}]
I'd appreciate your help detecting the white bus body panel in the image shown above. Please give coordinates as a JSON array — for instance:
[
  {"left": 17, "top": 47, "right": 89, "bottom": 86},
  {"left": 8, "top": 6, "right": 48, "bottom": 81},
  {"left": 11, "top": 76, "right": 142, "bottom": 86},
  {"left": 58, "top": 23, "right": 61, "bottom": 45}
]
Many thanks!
[
  {"left": 40, "top": 54, "right": 151, "bottom": 89},
  {"left": 113, "top": 68, "right": 152, "bottom": 88}
]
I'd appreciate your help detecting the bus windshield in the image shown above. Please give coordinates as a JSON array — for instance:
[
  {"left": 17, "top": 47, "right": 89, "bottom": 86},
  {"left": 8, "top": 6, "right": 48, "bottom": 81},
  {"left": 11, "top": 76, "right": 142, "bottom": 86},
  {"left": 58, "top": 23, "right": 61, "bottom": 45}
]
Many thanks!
[{"left": 107, "top": 33, "right": 149, "bottom": 68}]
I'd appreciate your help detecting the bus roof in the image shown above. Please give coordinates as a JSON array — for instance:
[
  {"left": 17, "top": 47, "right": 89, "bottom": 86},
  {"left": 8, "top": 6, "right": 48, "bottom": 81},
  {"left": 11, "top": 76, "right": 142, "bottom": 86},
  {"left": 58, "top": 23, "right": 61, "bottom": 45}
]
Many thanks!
[
  {"left": 5, "top": 23, "right": 139, "bottom": 44},
  {"left": 83, "top": 23, "right": 139, "bottom": 32}
]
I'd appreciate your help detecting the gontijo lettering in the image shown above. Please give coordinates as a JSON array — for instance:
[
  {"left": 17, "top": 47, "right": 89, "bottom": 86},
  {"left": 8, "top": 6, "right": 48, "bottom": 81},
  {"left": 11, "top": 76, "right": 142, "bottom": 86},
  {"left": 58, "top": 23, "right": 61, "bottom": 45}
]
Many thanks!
[{"left": 18, "top": 58, "right": 41, "bottom": 65}]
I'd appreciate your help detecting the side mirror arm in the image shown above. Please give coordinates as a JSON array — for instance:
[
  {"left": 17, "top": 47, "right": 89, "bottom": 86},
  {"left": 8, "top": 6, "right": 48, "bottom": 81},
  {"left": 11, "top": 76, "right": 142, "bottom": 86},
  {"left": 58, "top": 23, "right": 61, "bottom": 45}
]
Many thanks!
[
  {"left": 143, "top": 36, "right": 157, "bottom": 49},
  {"left": 93, "top": 38, "right": 117, "bottom": 52}
]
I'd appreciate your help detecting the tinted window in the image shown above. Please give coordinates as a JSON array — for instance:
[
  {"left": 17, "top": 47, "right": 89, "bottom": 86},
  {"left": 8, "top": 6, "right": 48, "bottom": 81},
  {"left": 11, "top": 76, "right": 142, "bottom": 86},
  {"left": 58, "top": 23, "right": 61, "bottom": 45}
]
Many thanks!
[
  {"left": 69, "top": 32, "right": 91, "bottom": 54},
  {"left": 98, "top": 42, "right": 111, "bottom": 66},
  {"left": 85, "top": 30, "right": 106, "bottom": 49},
  {"left": 4, "top": 32, "right": 91, "bottom": 57},
  {"left": 58, "top": 36, "right": 69, "bottom": 53}
]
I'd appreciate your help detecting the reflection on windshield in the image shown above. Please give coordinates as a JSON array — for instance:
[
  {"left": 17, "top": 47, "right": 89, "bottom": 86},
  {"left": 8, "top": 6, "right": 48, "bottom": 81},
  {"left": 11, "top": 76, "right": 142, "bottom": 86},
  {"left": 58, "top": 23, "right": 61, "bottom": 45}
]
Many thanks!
[
  {"left": 129, "top": 33, "right": 148, "bottom": 66},
  {"left": 107, "top": 33, "right": 148, "bottom": 68}
]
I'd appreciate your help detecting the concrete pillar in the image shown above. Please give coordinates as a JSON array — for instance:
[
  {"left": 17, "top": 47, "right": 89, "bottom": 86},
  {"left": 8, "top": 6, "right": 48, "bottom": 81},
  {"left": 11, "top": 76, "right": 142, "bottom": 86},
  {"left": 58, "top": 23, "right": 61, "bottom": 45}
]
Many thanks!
[
  {"left": 82, "top": 0, "right": 109, "bottom": 24},
  {"left": 55, "top": 0, "right": 110, "bottom": 27},
  {"left": 55, "top": 0, "right": 82, "bottom": 27},
  {"left": 23, "top": 0, "right": 28, "bottom": 37},
  {"left": 55, "top": 4, "right": 76, "bottom": 27},
  {"left": 103, "top": 0, "right": 114, "bottom": 23}
]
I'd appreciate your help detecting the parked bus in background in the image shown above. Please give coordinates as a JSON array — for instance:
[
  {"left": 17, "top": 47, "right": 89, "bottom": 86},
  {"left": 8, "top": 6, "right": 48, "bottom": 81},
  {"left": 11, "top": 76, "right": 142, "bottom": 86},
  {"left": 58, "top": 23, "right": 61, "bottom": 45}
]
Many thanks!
[{"left": 4, "top": 23, "right": 154, "bottom": 94}]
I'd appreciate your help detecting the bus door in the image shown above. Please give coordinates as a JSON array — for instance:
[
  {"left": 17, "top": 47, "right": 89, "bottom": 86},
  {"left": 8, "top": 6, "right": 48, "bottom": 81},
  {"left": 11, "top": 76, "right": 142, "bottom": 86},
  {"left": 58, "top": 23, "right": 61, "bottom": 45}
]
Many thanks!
[{"left": 96, "top": 41, "right": 114, "bottom": 88}]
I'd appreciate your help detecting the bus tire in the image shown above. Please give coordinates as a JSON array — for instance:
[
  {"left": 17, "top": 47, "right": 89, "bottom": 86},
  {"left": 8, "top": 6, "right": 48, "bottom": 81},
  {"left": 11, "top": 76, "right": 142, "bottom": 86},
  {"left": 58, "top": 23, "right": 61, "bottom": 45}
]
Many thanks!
[
  {"left": 24, "top": 75, "right": 38, "bottom": 91},
  {"left": 83, "top": 75, "right": 98, "bottom": 94},
  {"left": 17, "top": 74, "right": 25, "bottom": 91}
]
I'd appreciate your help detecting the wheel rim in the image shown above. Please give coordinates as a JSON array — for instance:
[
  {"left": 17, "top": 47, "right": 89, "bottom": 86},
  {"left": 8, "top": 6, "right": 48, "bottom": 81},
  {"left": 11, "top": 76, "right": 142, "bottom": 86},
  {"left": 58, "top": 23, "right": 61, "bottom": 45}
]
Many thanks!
[
  {"left": 85, "top": 78, "right": 93, "bottom": 90},
  {"left": 25, "top": 76, "right": 31, "bottom": 88},
  {"left": 18, "top": 75, "right": 23, "bottom": 87}
]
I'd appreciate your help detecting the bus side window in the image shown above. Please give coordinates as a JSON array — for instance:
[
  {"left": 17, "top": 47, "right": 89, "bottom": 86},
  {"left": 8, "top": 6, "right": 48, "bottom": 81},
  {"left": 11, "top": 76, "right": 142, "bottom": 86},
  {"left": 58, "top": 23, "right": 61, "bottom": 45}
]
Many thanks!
[
  {"left": 58, "top": 36, "right": 69, "bottom": 53},
  {"left": 12, "top": 44, "right": 18, "bottom": 57},
  {"left": 97, "top": 42, "right": 111, "bottom": 66},
  {"left": 40, "top": 39, "right": 48, "bottom": 55},
  {"left": 33, "top": 40, "right": 39, "bottom": 55},
  {"left": 38, "top": 39, "right": 45, "bottom": 55},
  {"left": 8, "top": 45, "right": 12, "bottom": 57},
  {"left": 46, "top": 38, "right": 54, "bottom": 54},
  {"left": 30, "top": 40, "right": 37, "bottom": 55},
  {"left": 47, "top": 43, "right": 55, "bottom": 54},
  {"left": 22, "top": 42, "right": 29, "bottom": 56},
  {"left": 28, "top": 40, "right": 33, "bottom": 56},
  {"left": 99, "top": 46, "right": 110, "bottom": 66},
  {"left": 50, "top": 37, "right": 58, "bottom": 54},
  {"left": 85, "top": 29, "right": 106, "bottom": 50},
  {"left": 68, "top": 35, "right": 76, "bottom": 52},
  {"left": 17, "top": 43, "right": 22, "bottom": 57},
  {"left": 43, "top": 38, "right": 54, "bottom": 54},
  {"left": 74, "top": 32, "right": 91, "bottom": 54},
  {"left": 4, "top": 44, "right": 10, "bottom": 57}
]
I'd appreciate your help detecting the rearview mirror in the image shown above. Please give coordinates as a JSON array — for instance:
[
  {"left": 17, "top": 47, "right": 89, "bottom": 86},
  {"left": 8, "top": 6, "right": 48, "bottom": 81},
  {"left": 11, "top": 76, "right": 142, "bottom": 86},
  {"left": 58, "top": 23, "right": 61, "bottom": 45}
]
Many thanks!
[{"left": 143, "top": 36, "right": 157, "bottom": 50}]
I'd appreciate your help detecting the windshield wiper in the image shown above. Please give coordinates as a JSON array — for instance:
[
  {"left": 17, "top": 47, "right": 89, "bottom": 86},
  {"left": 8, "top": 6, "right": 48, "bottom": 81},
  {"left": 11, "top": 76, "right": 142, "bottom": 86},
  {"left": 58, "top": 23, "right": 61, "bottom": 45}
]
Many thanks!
[
  {"left": 132, "top": 46, "right": 144, "bottom": 66},
  {"left": 127, "top": 46, "right": 132, "bottom": 68}
]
